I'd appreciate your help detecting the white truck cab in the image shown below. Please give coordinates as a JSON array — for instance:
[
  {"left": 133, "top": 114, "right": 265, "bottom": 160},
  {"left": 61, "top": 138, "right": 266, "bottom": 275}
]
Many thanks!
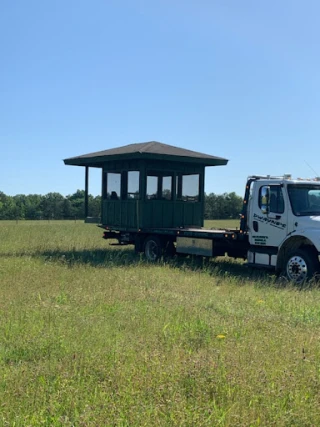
[{"left": 246, "top": 175, "right": 320, "bottom": 283}]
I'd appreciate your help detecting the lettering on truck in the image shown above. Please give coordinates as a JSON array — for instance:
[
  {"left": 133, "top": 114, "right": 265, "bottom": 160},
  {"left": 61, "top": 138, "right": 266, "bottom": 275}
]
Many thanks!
[
  {"left": 253, "top": 213, "right": 286, "bottom": 230},
  {"left": 253, "top": 235, "right": 268, "bottom": 245}
]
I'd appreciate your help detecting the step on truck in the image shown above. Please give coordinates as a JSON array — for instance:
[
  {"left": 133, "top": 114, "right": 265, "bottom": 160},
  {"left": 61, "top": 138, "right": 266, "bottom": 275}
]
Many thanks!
[{"left": 64, "top": 141, "right": 320, "bottom": 284}]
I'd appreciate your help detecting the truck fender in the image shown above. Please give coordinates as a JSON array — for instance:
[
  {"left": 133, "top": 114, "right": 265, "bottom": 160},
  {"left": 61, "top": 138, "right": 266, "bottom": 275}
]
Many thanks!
[{"left": 276, "top": 235, "right": 319, "bottom": 273}]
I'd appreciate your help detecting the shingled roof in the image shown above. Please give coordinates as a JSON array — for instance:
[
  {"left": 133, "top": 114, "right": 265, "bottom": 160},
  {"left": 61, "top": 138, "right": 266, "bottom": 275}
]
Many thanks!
[{"left": 64, "top": 141, "right": 228, "bottom": 167}]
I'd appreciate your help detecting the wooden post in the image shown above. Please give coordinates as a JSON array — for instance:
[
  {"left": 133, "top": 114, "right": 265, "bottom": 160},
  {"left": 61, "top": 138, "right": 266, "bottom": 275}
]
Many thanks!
[
  {"left": 85, "top": 166, "right": 89, "bottom": 218},
  {"left": 200, "top": 167, "right": 205, "bottom": 226},
  {"left": 101, "top": 168, "right": 104, "bottom": 222}
]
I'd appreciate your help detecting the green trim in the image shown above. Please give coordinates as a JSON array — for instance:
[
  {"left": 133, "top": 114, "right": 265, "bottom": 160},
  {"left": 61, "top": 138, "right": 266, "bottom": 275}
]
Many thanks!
[{"left": 64, "top": 152, "right": 228, "bottom": 168}]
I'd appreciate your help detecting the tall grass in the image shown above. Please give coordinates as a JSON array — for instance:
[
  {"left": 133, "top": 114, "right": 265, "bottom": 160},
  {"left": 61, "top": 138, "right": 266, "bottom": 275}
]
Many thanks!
[{"left": 0, "top": 220, "right": 320, "bottom": 426}]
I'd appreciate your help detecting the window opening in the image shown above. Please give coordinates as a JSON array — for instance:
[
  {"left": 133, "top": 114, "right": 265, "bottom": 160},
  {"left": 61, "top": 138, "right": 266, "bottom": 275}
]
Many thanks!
[
  {"left": 288, "top": 184, "right": 320, "bottom": 216},
  {"left": 181, "top": 174, "right": 199, "bottom": 202},
  {"left": 146, "top": 176, "right": 158, "bottom": 200},
  {"left": 259, "top": 185, "right": 284, "bottom": 214},
  {"left": 127, "top": 171, "right": 140, "bottom": 199},
  {"left": 269, "top": 186, "right": 284, "bottom": 213},
  {"left": 106, "top": 172, "right": 121, "bottom": 200},
  {"left": 162, "top": 176, "right": 172, "bottom": 200}
]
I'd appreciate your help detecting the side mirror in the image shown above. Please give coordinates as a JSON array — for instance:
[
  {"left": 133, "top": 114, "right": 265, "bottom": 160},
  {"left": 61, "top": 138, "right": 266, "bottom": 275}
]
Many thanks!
[{"left": 260, "top": 186, "right": 270, "bottom": 214}]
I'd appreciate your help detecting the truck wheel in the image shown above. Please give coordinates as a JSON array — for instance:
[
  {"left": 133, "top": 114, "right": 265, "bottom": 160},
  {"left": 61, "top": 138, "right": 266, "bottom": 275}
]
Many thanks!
[
  {"left": 144, "top": 236, "right": 163, "bottom": 261},
  {"left": 285, "top": 249, "right": 318, "bottom": 284}
]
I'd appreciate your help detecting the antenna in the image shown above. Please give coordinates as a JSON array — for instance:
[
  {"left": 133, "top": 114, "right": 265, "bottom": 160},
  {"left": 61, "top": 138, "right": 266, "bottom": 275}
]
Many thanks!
[{"left": 304, "top": 161, "right": 319, "bottom": 177}]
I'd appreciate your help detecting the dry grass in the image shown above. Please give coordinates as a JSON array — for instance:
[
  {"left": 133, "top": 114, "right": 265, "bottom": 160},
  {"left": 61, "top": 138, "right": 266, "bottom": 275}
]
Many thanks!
[{"left": 0, "top": 220, "right": 320, "bottom": 426}]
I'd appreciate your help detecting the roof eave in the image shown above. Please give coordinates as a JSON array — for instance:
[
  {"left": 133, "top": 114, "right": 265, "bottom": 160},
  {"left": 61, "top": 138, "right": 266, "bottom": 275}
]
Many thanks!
[{"left": 64, "top": 152, "right": 228, "bottom": 167}]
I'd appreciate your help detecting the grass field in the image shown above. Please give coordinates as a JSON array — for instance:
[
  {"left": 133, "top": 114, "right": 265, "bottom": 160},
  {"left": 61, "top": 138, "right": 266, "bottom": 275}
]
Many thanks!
[{"left": 1, "top": 220, "right": 320, "bottom": 426}]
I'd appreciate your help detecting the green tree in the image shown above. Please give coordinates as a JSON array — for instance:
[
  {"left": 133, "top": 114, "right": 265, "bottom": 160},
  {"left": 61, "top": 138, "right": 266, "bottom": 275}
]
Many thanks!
[
  {"left": 40, "top": 193, "right": 65, "bottom": 219},
  {"left": 204, "top": 192, "right": 243, "bottom": 219},
  {"left": 66, "top": 190, "right": 86, "bottom": 219},
  {"left": 25, "top": 195, "right": 43, "bottom": 219}
]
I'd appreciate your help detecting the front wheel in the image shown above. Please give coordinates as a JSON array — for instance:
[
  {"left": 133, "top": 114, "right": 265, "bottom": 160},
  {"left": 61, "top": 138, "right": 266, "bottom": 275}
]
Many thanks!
[
  {"left": 285, "top": 249, "right": 319, "bottom": 284},
  {"left": 144, "top": 236, "right": 163, "bottom": 261}
]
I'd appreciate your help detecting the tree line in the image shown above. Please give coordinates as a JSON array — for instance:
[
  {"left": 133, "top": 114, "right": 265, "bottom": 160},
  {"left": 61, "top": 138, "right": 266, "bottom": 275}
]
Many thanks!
[
  {"left": 0, "top": 190, "right": 101, "bottom": 220},
  {"left": 0, "top": 190, "right": 243, "bottom": 220},
  {"left": 204, "top": 191, "right": 243, "bottom": 220}
]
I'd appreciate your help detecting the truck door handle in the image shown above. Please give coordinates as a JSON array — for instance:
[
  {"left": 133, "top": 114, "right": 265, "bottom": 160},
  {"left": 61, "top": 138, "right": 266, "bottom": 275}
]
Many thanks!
[
  {"left": 253, "top": 220, "right": 258, "bottom": 232},
  {"left": 269, "top": 215, "right": 281, "bottom": 220}
]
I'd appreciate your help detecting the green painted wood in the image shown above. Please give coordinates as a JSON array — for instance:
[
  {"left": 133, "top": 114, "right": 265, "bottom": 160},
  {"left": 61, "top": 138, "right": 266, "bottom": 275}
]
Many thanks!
[
  {"left": 102, "top": 199, "right": 203, "bottom": 229},
  {"left": 102, "top": 200, "right": 140, "bottom": 229},
  {"left": 65, "top": 143, "right": 227, "bottom": 230}
]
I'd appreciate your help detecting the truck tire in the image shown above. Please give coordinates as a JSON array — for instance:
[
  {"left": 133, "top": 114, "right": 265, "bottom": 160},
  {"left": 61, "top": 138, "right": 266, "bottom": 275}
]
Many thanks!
[
  {"left": 285, "top": 248, "right": 318, "bottom": 284},
  {"left": 144, "top": 236, "right": 163, "bottom": 261}
]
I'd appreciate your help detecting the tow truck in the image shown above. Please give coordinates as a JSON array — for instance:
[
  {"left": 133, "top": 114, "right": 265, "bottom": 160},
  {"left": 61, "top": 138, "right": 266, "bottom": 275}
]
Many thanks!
[{"left": 64, "top": 141, "right": 320, "bottom": 284}]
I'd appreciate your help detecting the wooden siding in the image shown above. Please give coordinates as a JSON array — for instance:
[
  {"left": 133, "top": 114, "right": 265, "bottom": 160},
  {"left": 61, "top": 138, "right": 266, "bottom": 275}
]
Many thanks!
[
  {"left": 102, "top": 200, "right": 139, "bottom": 229},
  {"left": 100, "top": 159, "right": 205, "bottom": 230},
  {"left": 102, "top": 199, "right": 203, "bottom": 229}
]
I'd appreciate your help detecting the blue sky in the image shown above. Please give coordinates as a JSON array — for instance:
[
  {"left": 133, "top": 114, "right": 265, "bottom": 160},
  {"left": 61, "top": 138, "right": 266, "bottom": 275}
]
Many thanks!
[{"left": 1, "top": 0, "right": 320, "bottom": 197}]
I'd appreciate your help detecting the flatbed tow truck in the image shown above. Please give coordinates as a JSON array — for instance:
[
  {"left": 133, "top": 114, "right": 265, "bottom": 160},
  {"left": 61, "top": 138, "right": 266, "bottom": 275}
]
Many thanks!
[{"left": 64, "top": 141, "right": 320, "bottom": 284}]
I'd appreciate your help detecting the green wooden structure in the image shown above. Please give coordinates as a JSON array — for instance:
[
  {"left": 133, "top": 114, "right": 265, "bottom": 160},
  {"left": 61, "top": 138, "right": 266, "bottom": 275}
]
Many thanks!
[{"left": 64, "top": 141, "right": 228, "bottom": 229}]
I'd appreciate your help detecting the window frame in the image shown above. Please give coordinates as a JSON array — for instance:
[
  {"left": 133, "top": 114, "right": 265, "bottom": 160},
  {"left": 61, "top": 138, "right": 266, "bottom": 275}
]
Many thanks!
[
  {"left": 104, "top": 171, "right": 121, "bottom": 200},
  {"left": 146, "top": 171, "right": 173, "bottom": 201},
  {"left": 176, "top": 173, "right": 200, "bottom": 202},
  {"left": 258, "top": 184, "right": 285, "bottom": 214},
  {"left": 127, "top": 170, "right": 140, "bottom": 200}
]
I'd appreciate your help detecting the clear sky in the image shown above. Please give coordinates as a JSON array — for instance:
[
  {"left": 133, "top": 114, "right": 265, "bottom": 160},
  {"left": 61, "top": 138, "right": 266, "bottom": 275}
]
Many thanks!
[{"left": 1, "top": 0, "right": 320, "bottom": 197}]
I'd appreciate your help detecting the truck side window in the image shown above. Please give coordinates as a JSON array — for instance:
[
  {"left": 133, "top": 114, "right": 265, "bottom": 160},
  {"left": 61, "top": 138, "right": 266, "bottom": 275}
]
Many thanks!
[
  {"left": 259, "top": 185, "right": 284, "bottom": 214},
  {"left": 269, "top": 186, "right": 284, "bottom": 213}
]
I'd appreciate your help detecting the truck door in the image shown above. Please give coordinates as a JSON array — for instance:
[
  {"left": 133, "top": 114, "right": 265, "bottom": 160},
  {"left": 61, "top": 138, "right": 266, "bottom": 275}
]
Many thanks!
[{"left": 249, "top": 184, "right": 288, "bottom": 248}]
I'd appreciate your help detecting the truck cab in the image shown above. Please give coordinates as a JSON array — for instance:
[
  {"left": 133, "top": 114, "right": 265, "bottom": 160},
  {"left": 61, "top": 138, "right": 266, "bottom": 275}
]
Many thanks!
[{"left": 246, "top": 175, "right": 320, "bottom": 283}]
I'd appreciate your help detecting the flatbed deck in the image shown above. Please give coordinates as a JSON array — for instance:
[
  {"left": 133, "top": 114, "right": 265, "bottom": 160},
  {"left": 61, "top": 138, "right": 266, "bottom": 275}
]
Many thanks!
[{"left": 101, "top": 224, "right": 244, "bottom": 240}]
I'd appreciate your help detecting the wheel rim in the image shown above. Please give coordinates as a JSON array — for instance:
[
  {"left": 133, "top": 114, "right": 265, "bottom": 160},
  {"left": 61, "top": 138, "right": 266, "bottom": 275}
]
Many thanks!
[
  {"left": 145, "top": 240, "right": 159, "bottom": 261},
  {"left": 286, "top": 255, "right": 308, "bottom": 283}
]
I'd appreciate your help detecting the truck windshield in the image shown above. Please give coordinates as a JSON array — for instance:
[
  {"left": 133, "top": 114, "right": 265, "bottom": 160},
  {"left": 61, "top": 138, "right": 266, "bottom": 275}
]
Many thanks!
[{"left": 287, "top": 184, "right": 320, "bottom": 216}]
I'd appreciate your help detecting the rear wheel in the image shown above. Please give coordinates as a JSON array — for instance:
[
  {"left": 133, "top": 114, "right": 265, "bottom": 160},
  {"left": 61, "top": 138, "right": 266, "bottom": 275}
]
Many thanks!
[
  {"left": 144, "top": 236, "right": 163, "bottom": 261},
  {"left": 285, "top": 249, "right": 318, "bottom": 284}
]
